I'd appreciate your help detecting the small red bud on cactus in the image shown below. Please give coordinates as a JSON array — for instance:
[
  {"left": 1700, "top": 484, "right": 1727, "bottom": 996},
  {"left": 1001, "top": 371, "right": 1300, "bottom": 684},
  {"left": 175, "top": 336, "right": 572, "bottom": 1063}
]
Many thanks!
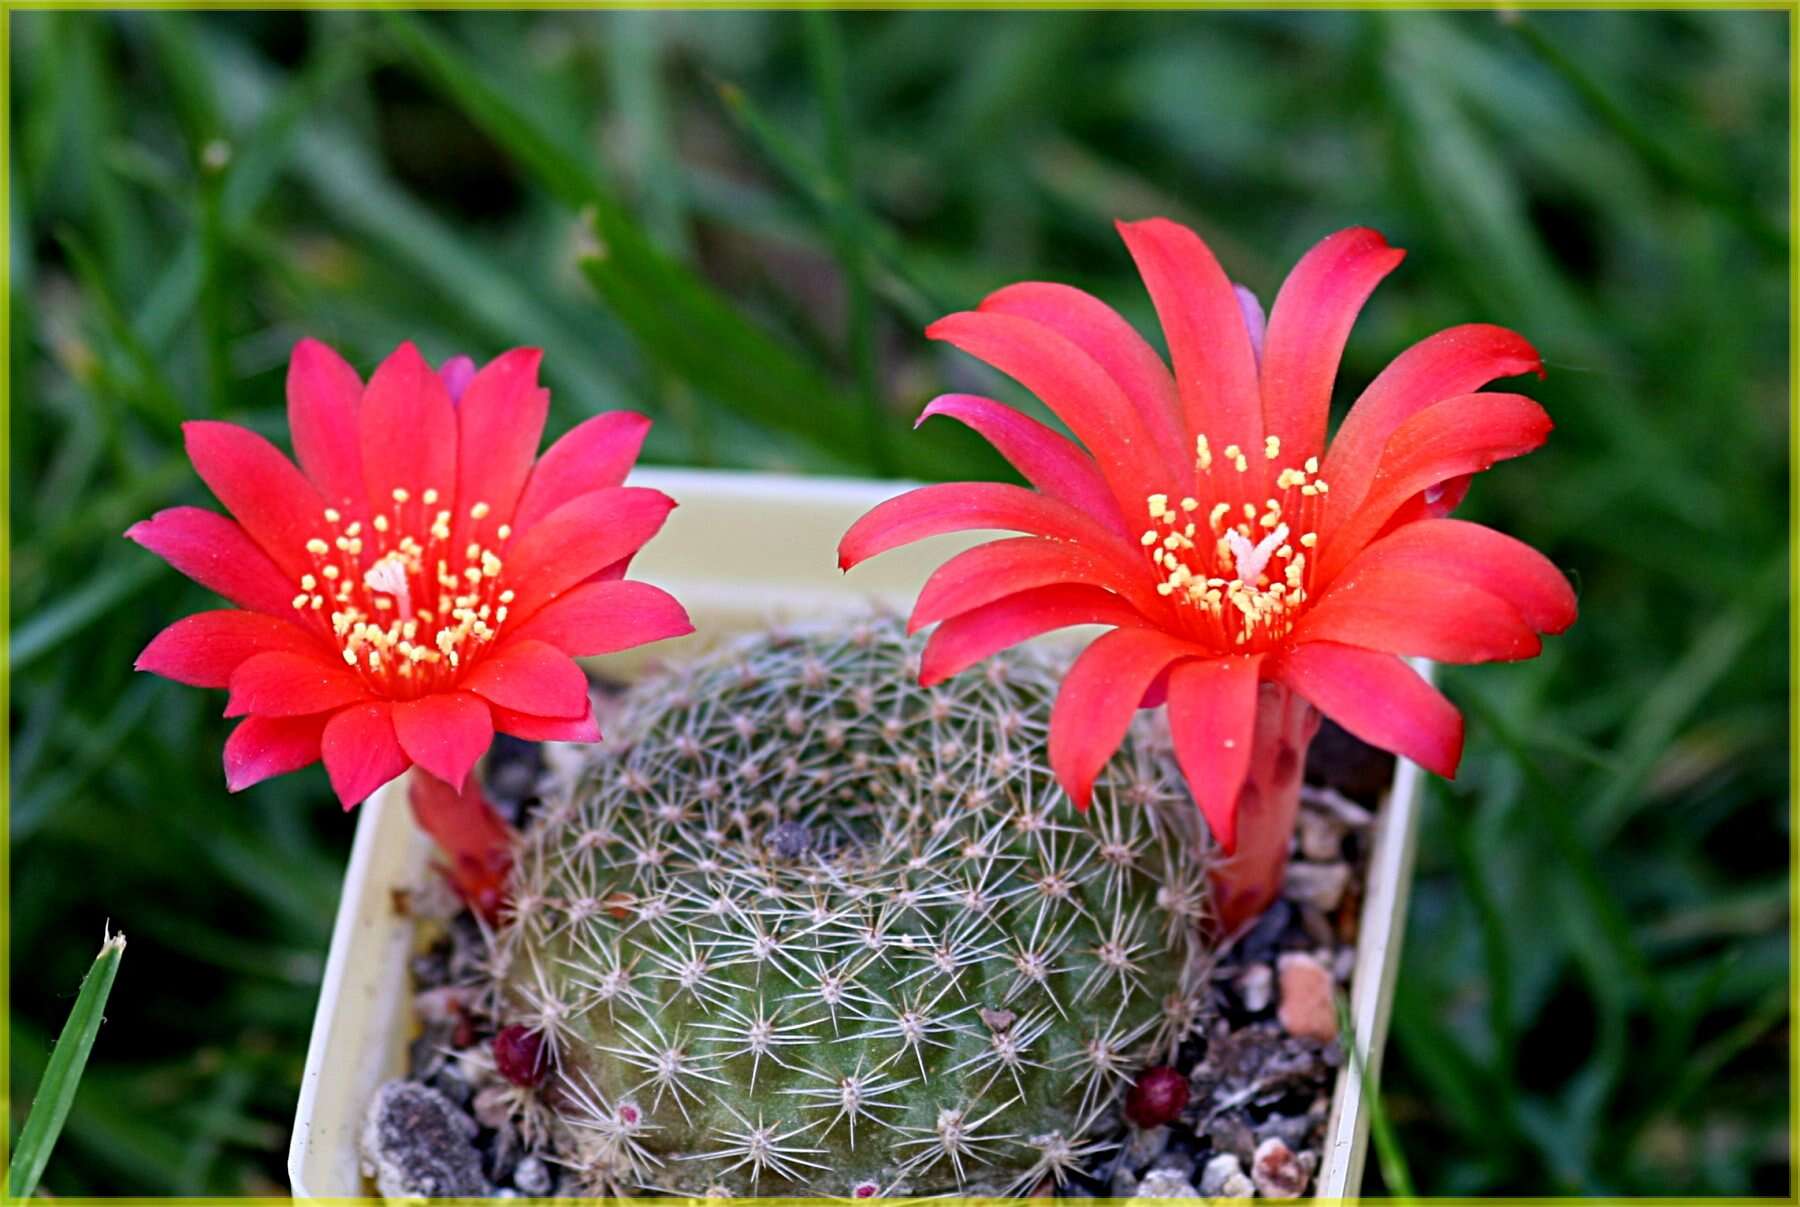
[
  {"left": 1124, "top": 1065, "right": 1189, "bottom": 1128},
  {"left": 493, "top": 1024, "right": 545, "bottom": 1087}
]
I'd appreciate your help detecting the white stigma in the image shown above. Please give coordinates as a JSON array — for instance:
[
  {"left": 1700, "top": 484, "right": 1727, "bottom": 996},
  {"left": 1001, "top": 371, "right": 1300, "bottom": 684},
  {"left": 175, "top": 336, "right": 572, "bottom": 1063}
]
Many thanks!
[
  {"left": 362, "top": 554, "right": 414, "bottom": 620},
  {"left": 1226, "top": 522, "right": 1289, "bottom": 586}
]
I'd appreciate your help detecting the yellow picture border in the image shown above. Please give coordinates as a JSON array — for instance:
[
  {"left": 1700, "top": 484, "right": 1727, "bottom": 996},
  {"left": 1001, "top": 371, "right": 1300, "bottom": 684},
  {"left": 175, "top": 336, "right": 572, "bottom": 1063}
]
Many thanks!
[{"left": 0, "top": 2, "right": 1792, "bottom": 1203}]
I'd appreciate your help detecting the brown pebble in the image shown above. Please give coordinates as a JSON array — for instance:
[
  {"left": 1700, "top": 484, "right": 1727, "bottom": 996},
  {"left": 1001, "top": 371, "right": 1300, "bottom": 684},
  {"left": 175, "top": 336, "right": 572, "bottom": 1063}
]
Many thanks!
[
  {"left": 1276, "top": 951, "right": 1338, "bottom": 1043},
  {"left": 1284, "top": 860, "right": 1351, "bottom": 912},
  {"left": 1296, "top": 809, "right": 1345, "bottom": 861},
  {"left": 979, "top": 1007, "right": 1016, "bottom": 1032}
]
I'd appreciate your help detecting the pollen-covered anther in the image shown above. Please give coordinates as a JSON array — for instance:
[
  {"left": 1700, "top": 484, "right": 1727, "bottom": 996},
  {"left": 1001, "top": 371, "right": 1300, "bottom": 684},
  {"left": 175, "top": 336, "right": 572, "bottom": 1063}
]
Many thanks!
[
  {"left": 1141, "top": 438, "right": 1341, "bottom": 647},
  {"left": 295, "top": 489, "right": 513, "bottom": 696}
]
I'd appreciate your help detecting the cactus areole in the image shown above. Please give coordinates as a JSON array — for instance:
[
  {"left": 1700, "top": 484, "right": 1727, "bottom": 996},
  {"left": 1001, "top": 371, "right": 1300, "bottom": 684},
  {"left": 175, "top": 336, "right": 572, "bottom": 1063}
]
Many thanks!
[{"left": 488, "top": 619, "right": 1217, "bottom": 1196}]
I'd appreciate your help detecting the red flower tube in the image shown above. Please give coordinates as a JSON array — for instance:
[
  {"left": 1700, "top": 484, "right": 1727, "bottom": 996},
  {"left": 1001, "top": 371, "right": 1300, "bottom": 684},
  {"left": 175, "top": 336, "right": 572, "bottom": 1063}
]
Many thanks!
[
  {"left": 129, "top": 340, "right": 693, "bottom": 896},
  {"left": 840, "top": 220, "right": 1576, "bottom": 934}
]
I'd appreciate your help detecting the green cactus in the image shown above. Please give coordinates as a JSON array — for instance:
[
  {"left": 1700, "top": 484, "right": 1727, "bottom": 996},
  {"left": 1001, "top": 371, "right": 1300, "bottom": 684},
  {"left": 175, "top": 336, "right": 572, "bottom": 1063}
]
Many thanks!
[{"left": 488, "top": 616, "right": 1216, "bottom": 1196}]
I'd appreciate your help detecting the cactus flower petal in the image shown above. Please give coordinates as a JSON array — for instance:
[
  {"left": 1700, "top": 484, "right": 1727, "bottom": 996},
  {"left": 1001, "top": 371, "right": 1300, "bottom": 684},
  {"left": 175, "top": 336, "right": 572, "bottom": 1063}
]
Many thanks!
[
  {"left": 224, "top": 650, "right": 371, "bottom": 718},
  {"left": 919, "top": 584, "right": 1150, "bottom": 686},
  {"left": 1115, "top": 217, "right": 1265, "bottom": 487},
  {"left": 136, "top": 609, "right": 330, "bottom": 689},
  {"left": 126, "top": 507, "right": 299, "bottom": 617},
  {"left": 977, "top": 280, "right": 1186, "bottom": 468},
  {"left": 1271, "top": 641, "right": 1463, "bottom": 779},
  {"left": 512, "top": 411, "right": 653, "bottom": 532},
  {"left": 392, "top": 691, "right": 495, "bottom": 792},
  {"left": 840, "top": 481, "right": 1129, "bottom": 569},
  {"left": 1259, "top": 228, "right": 1406, "bottom": 462},
  {"left": 1340, "top": 518, "right": 1578, "bottom": 635},
  {"left": 909, "top": 536, "right": 1168, "bottom": 633},
  {"left": 357, "top": 341, "right": 459, "bottom": 511},
  {"left": 500, "top": 486, "right": 677, "bottom": 623},
  {"left": 321, "top": 701, "right": 412, "bottom": 809},
  {"left": 437, "top": 353, "right": 477, "bottom": 404},
  {"left": 506, "top": 580, "right": 694, "bottom": 657},
  {"left": 452, "top": 347, "right": 548, "bottom": 545},
  {"left": 1321, "top": 323, "right": 1542, "bottom": 518},
  {"left": 1294, "top": 569, "right": 1542, "bottom": 663},
  {"left": 914, "top": 394, "right": 1125, "bottom": 534},
  {"left": 182, "top": 420, "right": 331, "bottom": 581},
  {"left": 1317, "top": 391, "right": 1553, "bottom": 583},
  {"left": 130, "top": 339, "right": 688, "bottom": 808},
  {"left": 1048, "top": 626, "right": 1202, "bottom": 809},
  {"left": 488, "top": 700, "right": 602, "bottom": 743},
  {"left": 223, "top": 713, "right": 330, "bottom": 793},
  {"left": 1165, "top": 655, "right": 1263, "bottom": 854},
  {"left": 843, "top": 218, "right": 1572, "bottom": 862},
  {"left": 286, "top": 337, "right": 367, "bottom": 511},
  {"left": 461, "top": 639, "right": 590, "bottom": 718},
  {"left": 926, "top": 309, "right": 1172, "bottom": 510}
]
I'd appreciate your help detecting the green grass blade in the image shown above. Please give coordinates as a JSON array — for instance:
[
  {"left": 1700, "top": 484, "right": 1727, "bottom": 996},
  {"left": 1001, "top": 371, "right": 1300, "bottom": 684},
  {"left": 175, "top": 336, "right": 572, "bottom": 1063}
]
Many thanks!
[
  {"left": 378, "top": 11, "right": 604, "bottom": 208},
  {"left": 379, "top": 9, "right": 989, "bottom": 478},
  {"left": 1506, "top": 13, "right": 1787, "bottom": 260},
  {"left": 8, "top": 928, "right": 127, "bottom": 1198},
  {"left": 606, "top": 12, "right": 691, "bottom": 257},
  {"left": 1457, "top": 688, "right": 1660, "bottom": 1009},
  {"left": 52, "top": 227, "right": 185, "bottom": 433},
  {"left": 9, "top": 558, "right": 160, "bottom": 671},
  {"left": 711, "top": 73, "right": 947, "bottom": 328},
  {"left": 804, "top": 10, "right": 888, "bottom": 473},
  {"left": 1582, "top": 551, "right": 1786, "bottom": 843}
]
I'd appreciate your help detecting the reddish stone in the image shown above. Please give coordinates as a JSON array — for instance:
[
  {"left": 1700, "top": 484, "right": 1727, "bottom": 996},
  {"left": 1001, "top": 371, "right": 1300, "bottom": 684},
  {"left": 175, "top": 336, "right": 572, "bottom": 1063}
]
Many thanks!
[
  {"left": 1277, "top": 951, "right": 1339, "bottom": 1043},
  {"left": 1252, "top": 1137, "right": 1312, "bottom": 1198}
]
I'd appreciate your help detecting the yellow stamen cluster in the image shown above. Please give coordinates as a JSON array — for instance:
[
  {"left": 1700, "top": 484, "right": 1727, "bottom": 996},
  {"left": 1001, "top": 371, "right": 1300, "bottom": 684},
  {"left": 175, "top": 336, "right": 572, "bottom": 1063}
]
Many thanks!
[
  {"left": 1140, "top": 435, "right": 1333, "bottom": 649},
  {"left": 291, "top": 487, "right": 514, "bottom": 696}
]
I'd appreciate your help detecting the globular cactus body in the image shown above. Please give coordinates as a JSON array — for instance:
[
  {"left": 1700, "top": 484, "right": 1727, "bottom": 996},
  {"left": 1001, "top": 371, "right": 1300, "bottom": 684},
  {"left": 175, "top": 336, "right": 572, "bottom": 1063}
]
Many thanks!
[{"left": 492, "top": 618, "right": 1214, "bottom": 1196}]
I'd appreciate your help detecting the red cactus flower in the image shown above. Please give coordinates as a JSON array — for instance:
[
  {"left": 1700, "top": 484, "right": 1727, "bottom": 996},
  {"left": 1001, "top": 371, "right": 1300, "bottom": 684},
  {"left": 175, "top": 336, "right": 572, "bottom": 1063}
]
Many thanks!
[
  {"left": 840, "top": 220, "right": 1576, "bottom": 931},
  {"left": 129, "top": 340, "right": 692, "bottom": 809}
]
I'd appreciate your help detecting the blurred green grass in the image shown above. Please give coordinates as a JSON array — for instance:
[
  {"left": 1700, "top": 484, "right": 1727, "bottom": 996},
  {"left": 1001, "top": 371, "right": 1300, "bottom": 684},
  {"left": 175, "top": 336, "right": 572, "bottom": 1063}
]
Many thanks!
[{"left": 6, "top": 9, "right": 1788, "bottom": 1195}]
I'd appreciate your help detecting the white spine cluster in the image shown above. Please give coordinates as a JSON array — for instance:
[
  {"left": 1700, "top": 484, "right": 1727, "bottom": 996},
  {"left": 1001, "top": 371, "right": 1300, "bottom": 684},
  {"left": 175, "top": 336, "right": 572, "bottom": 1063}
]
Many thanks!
[{"left": 492, "top": 617, "right": 1216, "bottom": 1195}]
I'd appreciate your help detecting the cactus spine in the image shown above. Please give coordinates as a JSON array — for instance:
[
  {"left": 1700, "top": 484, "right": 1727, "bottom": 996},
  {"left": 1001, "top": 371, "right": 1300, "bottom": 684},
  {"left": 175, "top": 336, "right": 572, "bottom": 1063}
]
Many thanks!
[{"left": 489, "top": 617, "right": 1215, "bottom": 1196}]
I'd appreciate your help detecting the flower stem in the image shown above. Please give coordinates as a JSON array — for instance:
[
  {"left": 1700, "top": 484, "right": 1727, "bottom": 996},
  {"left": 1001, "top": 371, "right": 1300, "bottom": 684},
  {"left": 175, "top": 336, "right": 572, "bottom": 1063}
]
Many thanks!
[
  {"left": 1209, "top": 681, "right": 1321, "bottom": 936},
  {"left": 407, "top": 771, "right": 514, "bottom": 922}
]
